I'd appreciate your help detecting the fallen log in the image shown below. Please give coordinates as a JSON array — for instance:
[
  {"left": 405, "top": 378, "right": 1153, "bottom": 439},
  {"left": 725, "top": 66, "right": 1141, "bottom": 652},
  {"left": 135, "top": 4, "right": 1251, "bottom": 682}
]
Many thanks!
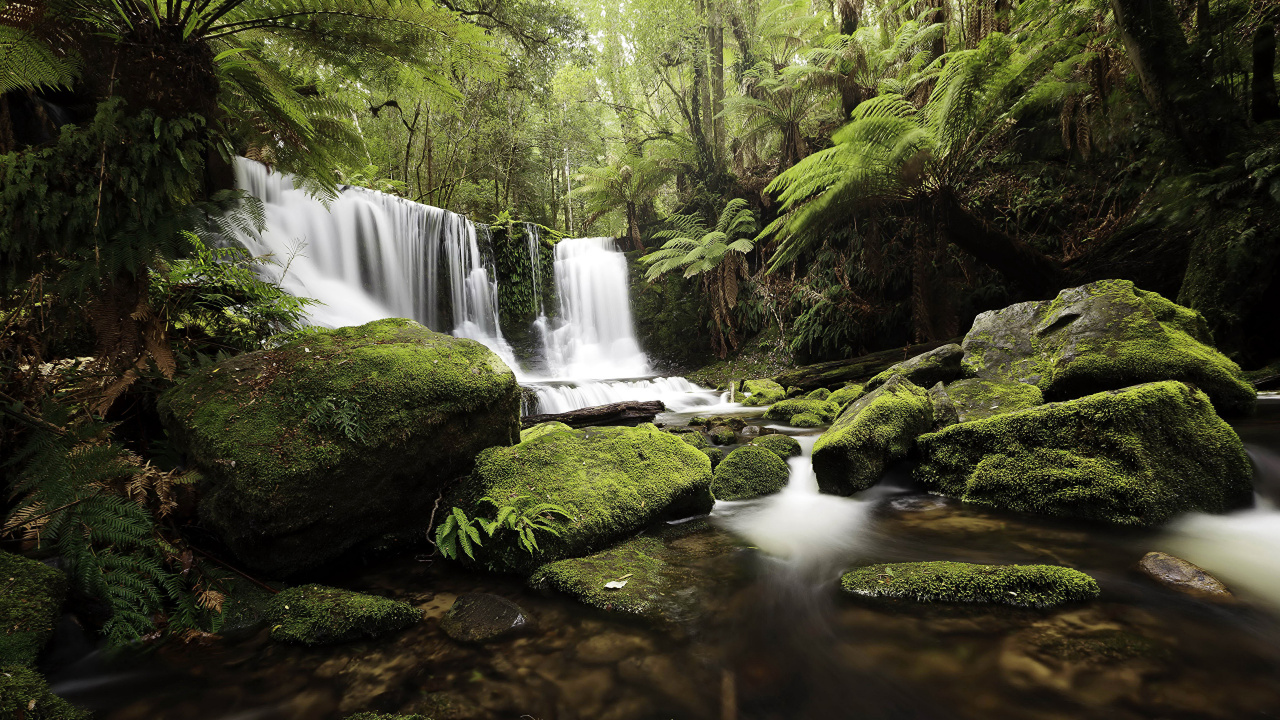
[
  {"left": 773, "top": 339, "right": 960, "bottom": 390},
  {"left": 520, "top": 400, "right": 666, "bottom": 429}
]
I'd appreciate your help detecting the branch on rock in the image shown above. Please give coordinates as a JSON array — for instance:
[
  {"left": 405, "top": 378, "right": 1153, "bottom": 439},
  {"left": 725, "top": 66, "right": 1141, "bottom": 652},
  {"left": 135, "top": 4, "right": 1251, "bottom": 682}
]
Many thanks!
[
  {"left": 521, "top": 401, "right": 666, "bottom": 429},
  {"left": 774, "top": 339, "right": 959, "bottom": 390}
]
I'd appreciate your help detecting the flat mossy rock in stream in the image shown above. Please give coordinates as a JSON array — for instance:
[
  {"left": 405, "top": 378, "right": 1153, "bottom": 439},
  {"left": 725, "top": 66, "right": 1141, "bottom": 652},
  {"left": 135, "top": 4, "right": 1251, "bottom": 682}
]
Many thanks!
[
  {"left": 915, "top": 381, "right": 1254, "bottom": 526},
  {"left": 813, "top": 376, "right": 934, "bottom": 495},
  {"left": 528, "top": 521, "right": 742, "bottom": 623},
  {"left": 740, "top": 378, "right": 786, "bottom": 406},
  {"left": 0, "top": 664, "right": 90, "bottom": 720},
  {"left": 933, "top": 378, "right": 1044, "bottom": 427},
  {"left": 158, "top": 318, "right": 520, "bottom": 574},
  {"left": 266, "top": 584, "right": 421, "bottom": 646},
  {"left": 864, "top": 344, "right": 964, "bottom": 393},
  {"left": 791, "top": 413, "right": 824, "bottom": 427},
  {"left": 712, "top": 445, "right": 790, "bottom": 500},
  {"left": 748, "top": 434, "right": 801, "bottom": 459},
  {"left": 763, "top": 397, "right": 840, "bottom": 424},
  {"left": 840, "top": 562, "right": 1100, "bottom": 608},
  {"left": 0, "top": 551, "right": 67, "bottom": 666},
  {"left": 345, "top": 713, "right": 432, "bottom": 720},
  {"left": 961, "top": 280, "right": 1256, "bottom": 415},
  {"left": 449, "top": 424, "right": 714, "bottom": 574}
]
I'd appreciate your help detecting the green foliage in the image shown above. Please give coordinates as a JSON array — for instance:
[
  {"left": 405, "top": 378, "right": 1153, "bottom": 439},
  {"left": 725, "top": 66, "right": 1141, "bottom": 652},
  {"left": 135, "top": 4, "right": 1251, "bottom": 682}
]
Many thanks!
[
  {"left": 490, "top": 221, "right": 556, "bottom": 331},
  {"left": 434, "top": 497, "right": 571, "bottom": 560}
]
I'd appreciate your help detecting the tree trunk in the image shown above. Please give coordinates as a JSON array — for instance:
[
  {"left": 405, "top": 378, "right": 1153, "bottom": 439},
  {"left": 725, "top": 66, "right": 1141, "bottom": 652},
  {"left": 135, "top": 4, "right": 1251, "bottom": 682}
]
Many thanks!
[
  {"left": 937, "top": 188, "right": 1068, "bottom": 297},
  {"left": 711, "top": 5, "right": 725, "bottom": 162},
  {"left": 1253, "top": 22, "right": 1280, "bottom": 123}
]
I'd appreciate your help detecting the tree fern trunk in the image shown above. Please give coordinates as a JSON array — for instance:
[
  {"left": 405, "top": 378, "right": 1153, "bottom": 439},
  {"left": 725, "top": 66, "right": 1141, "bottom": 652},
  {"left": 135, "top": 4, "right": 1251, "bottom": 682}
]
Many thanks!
[{"left": 937, "top": 188, "right": 1067, "bottom": 298}]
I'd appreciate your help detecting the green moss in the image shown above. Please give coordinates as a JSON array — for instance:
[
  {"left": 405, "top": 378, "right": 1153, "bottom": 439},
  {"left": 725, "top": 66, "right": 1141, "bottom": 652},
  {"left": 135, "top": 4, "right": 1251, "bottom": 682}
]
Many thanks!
[
  {"left": 266, "top": 584, "right": 420, "bottom": 646},
  {"left": 915, "top": 381, "right": 1254, "bottom": 526},
  {"left": 0, "top": 665, "right": 89, "bottom": 720},
  {"left": 450, "top": 424, "right": 714, "bottom": 574},
  {"left": 828, "top": 383, "right": 865, "bottom": 409},
  {"left": 0, "top": 552, "right": 67, "bottom": 666},
  {"left": 864, "top": 344, "right": 964, "bottom": 393},
  {"left": 763, "top": 398, "right": 840, "bottom": 424},
  {"left": 791, "top": 413, "right": 823, "bottom": 427},
  {"left": 806, "top": 388, "right": 831, "bottom": 400},
  {"left": 712, "top": 446, "right": 790, "bottom": 500},
  {"left": 157, "top": 318, "right": 521, "bottom": 573},
  {"left": 521, "top": 421, "right": 572, "bottom": 443},
  {"left": 345, "top": 714, "right": 431, "bottom": 720},
  {"left": 708, "top": 426, "right": 737, "bottom": 445},
  {"left": 942, "top": 379, "right": 1043, "bottom": 422},
  {"left": 701, "top": 447, "right": 725, "bottom": 468},
  {"left": 840, "top": 561, "right": 1099, "bottom": 608},
  {"left": 748, "top": 434, "right": 801, "bottom": 459},
  {"left": 813, "top": 377, "right": 934, "bottom": 495},
  {"left": 740, "top": 378, "right": 786, "bottom": 406},
  {"left": 676, "top": 430, "right": 709, "bottom": 449}
]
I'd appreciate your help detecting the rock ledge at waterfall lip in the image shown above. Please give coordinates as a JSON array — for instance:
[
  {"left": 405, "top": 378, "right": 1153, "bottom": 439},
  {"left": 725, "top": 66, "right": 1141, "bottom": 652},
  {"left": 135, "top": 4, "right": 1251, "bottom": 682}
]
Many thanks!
[
  {"left": 447, "top": 423, "right": 714, "bottom": 575},
  {"left": 840, "top": 561, "right": 1100, "bottom": 608},
  {"left": 158, "top": 318, "right": 521, "bottom": 575},
  {"left": 914, "top": 381, "right": 1254, "bottom": 526},
  {"left": 959, "top": 279, "right": 1255, "bottom": 414},
  {"left": 812, "top": 376, "right": 934, "bottom": 496},
  {"left": 712, "top": 445, "right": 790, "bottom": 501}
]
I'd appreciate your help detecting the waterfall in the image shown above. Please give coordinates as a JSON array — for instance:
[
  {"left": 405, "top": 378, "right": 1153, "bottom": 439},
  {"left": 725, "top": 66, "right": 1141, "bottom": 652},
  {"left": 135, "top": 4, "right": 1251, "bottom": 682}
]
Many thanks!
[{"left": 231, "top": 158, "right": 517, "bottom": 368}]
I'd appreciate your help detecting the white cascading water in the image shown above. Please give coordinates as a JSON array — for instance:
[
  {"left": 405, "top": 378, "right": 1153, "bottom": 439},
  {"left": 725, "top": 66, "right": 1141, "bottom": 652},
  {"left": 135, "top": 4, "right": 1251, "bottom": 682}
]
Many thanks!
[{"left": 232, "top": 158, "right": 518, "bottom": 369}]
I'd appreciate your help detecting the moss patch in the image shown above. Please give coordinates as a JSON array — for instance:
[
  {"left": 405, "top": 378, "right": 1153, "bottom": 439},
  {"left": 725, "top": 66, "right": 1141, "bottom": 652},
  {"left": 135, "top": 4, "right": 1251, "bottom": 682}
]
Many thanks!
[
  {"left": 0, "top": 665, "right": 89, "bottom": 720},
  {"left": 450, "top": 424, "right": 714, "bottom": 574},
  {"left": 864, "top": 344, "right": 964, "bottom": 393},
  {"left": 914, "top": 381, "right": 1253, "bottom": 526},
  {"left": 346, "top": 713, "right": 432, "bottom": 720},
  {"left": 521, "top": 421, "right": 572, "bottom": 443},
  {"left": 961, "top": 280, "right": 1255, "bottom": 415},
  {"left": 712, "top": 446, "right": 790, "bottom": 500},
  {"left": 748, "top": 434, "right": 801, "bottom": 459},
  {"left": 0, "top": 552, "right": 66, "bottom": 667},
  {"left": 942, "top": 378, "right": 1043, "bottom": 422},
  {"left": 763, "top": 398, "right": 840, "bottom": 424},
  {"left": 840, "top": 561, "right": 1099, "bottom": 608},
  {"left": 828, "top": 383, "right": 865, "bottom": 409},
  {"left": 791, "top": 413, "right": 823, "bottom": 427},
  {"left": 701, "top": 447, "right": 725, "bottom": 468},
  {"left": 813, "top": 376, "right": 934, "bottom": 495},
  {"left": 806, "top": 388, "right": 831, "bottom": 400},
  {"left": 740, "top": 378, "right": 786, "bottom": 406},
  {"left": 159, "top": 318, "right": 521, "bottom": 574},
  {"left": 266, "top": 584, "right": 420, "bottom": 646}
]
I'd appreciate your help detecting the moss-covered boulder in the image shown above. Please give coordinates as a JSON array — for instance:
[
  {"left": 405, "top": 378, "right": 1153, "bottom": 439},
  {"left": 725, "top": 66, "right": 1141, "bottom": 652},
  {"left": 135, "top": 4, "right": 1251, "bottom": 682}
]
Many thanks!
[
  {"left": 812, "top": 377, "right": 934, "bottom": 495},
  {"left": 840, "top": 562, "right": 1100, "bottom": 608},
  {"left": 158, "top": 318, "right": 520, "bottom": 574},
  {"left": 748, "top": 434, "right": 802, "bottom": 459},
  {"left": 763, "top": 397, "right": 840, "bottom": 424},
  {"left": 0, "top": 552, "right": 67, "bottom": 666},
  {"left": 829, "top": 383, "right": 864, "bottom": 409},
  {"left": 960, "top": 280, "right": 1255, "bottom": 414},
  {"left": 449, "top": 424, "right": 714, "bottom": 574},
  {"left": 806, "top": 388, "right": 831, "bottom": 400},
  {"left": 675, "top": 429, "right": 709, "bottom": 449},
  {"left": 521, "top": 421, "right": 572, "bottom": 443},
  {"left": 266, "top": 584, "right": 420, "bottom": 645},
  {"left": 712, "top": 446, "right": 790, "bottom": 500},
  {"left": 701, "top": 447, "right": 725, "bottom": 468},
  {"left": 791, "top": 413, "right": 823, "bottom": 427},
  {"left": 346, "top": 714, "right": 431, "bottom": 720},
  {"left": 0, "top": 664, "right": 89, "bottom": 720},
  {"left": 708, "top": 426, "right": 737, "bottom": 445},
  {"left": 864, "top": 344, "right": 964, "bottom": 393},
  {"left": 740, "top": 379, "right": 786, "bottom": 406},
  {"left": 938, "top": 378, "right": 1044, "bottom": 424},
  {"left": 915, "top": 381, "right": 1253, "bottom": 526}
]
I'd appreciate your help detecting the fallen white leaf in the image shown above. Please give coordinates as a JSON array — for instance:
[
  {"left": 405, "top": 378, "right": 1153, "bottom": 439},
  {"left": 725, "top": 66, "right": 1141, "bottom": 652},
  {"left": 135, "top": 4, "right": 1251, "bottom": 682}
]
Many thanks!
[{"left": 604, "top": 580, "right": 628, "bottom": 590}]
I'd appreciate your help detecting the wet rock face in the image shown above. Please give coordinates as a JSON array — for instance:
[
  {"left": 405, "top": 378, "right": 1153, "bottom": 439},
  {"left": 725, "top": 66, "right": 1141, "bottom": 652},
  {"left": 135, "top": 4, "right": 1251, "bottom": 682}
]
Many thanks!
[
  {"left": 158, "top": 318, "right": 521, "bottom": 574},
  {"left": 812, "top": 376, "right": 934, "bottom": 495},
  {"left": 915, "top": 381, "right": 1254, "bottom": 526},
  {"left": 864, "top": 343, "right": 964, "bottom": 393},
  {"left": 960, "top": 279, "right": 1255, "bottom": 414},
  {"left": 440, "top": 593, "right": 530, "bottom": 643},
  {"left": 1137, "top": 551, "right": 1233, "bottom": 599}
]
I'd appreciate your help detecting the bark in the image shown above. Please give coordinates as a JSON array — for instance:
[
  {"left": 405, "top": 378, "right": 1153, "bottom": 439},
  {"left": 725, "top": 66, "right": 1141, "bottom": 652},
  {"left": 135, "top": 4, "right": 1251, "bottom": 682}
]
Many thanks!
[
  {"left": 937, "top": 188, "right": 1068, "bottom": 298},
  {"left": 710, "top": 4, "right": 725, "bottom": 161},
  {"left": 774, "top": 339, "right": 958, "bottom": 390},
  {"left": 1253, "top": 22, "right": 1280, "bottom": 123},
  {"left": 521, "top": 401, "right": 666, "bottom": 429}
]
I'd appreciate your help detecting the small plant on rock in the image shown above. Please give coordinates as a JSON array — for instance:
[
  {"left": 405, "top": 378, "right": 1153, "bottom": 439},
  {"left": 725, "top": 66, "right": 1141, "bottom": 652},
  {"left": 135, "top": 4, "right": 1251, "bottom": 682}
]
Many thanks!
[{"left": 435, "top": 497, "right": 572, "bottom": 561}]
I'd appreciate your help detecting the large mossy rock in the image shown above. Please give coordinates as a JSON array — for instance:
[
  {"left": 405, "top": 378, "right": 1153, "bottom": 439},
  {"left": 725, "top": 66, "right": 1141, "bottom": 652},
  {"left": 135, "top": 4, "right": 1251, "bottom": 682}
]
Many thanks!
[
  {"left": 747, "top": 434, "right": 801, "bottom": 459},
  {"left": 915, "top": 381, "right": 1253, "bottom": 526},
  {"left": 739, "top": 378, "right": 785, "bottom": 406},
  {"left": 933, "top": 378, "right": 1044, "bottom": 426},
  {"left": 864, "top": 343, "right": 964, "bottom": 393},
  {"left": 812, "top": 377, "right": 934, "bottom": 495},
  {"left": 450, "top": 424, "right": 714, "bottom": 574},
  {"left": 0, "top": 552, "right": 67, "bottom": 666},
  {"left": 762, "top": 397, "right": 840, "bottom": 424},
  {"left": 961, "top": 280, "right": 1255, "bottom": 414},
  {"left": 712, "top": 445, "right": 790, "bottom": 500},
  {"left": 0, "top": 664, "right": 89, "bottom": 720},
  {"left": 840, "top": 561, "right": 1100, "bottom": 608},
  {"left": 266, "top": 584, "right": 420, "bottom": 645},
  {"left": 158, "top": 319, "right": 520, "bottom": 574}
]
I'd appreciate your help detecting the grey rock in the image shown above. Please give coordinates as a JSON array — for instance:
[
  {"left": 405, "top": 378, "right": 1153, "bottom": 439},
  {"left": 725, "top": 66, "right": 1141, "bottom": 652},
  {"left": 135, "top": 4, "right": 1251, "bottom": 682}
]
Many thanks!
[
  {"left": 865, "top": 343, "right": 964, "bottom": 393},
  {"left": 1138, "top": 551, "right": 1233, "bottom": 599},
  {"left": 440, "top": 593, "right": 530, "bottom": 643}
]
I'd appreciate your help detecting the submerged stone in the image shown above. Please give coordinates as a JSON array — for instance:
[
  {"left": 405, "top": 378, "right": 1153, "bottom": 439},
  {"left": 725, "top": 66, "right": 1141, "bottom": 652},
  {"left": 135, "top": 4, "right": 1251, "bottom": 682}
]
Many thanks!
[
  {"left": 748, "top": 434, "right": 801, "bottom": 459},
  {"left": 960, "top": 280, "right": 1255, "bottom": 414},
  {"left": 712, "top": 445, "right": 790, "bottom": 500},
  {"left": 439, "top": 593, "right": 530, "bottom": 643},
  {"left": 1137, "top": 551, "right": 1232, "bottom": 600},
  {"left": 915, "top": 381, "right": 1253, "bottom": 526},
  {"left": 0, "top": 664, "right": 89, "bottom": 720},
  {"left": 449, "top": 424, "right": 713, "bottom": 574},
  {"left": 763, "top": 397, "right": 840, "bottom": 424},
  {"left": 0, "top": 551, "right": 67, "bottom": 666},
  {"left": 840, "top": 561, "right": 1100, "bottom": 608},
  {"left": 864, "top": 343, "right": 964, "bottom": 393},
  {"left": 740, "top": 378, "right": 786, "bottom": 406},
  {"left": 812, "top": 376, "right": 934, "bottom": 495},
  {"left": 266, "top": 584, "right": 421, "bottom": 646},
  {"left": 158, "top": 318, "right": 520, "bottom": 574}
]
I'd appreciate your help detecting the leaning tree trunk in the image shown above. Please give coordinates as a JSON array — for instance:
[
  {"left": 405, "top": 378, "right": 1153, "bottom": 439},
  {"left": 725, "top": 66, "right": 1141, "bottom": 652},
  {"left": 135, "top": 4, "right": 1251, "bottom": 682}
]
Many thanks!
[{"left": 936, "top": 188, "right": 1068, "bottom": 298}]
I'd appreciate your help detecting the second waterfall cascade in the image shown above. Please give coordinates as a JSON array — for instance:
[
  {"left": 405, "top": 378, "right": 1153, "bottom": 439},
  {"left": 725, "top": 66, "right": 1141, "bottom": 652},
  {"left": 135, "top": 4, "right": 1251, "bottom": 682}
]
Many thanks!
[{"left": 231, "top": 159, "right": 721, "bottom": 415}]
